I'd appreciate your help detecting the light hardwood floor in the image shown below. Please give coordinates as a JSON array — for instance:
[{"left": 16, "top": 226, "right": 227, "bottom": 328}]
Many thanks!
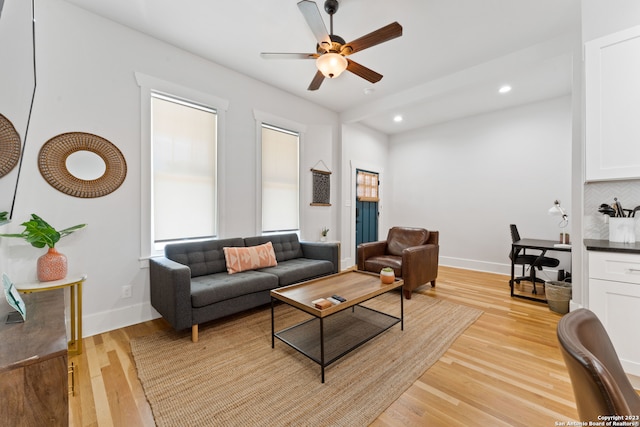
[{"left": 69, "top": 266, "right": 579, "bottom": 426}]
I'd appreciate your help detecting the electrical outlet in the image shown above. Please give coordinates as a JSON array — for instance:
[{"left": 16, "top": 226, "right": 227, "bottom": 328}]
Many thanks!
[{"left": 121, "top": 285, "right": 132, "bottom": 298}]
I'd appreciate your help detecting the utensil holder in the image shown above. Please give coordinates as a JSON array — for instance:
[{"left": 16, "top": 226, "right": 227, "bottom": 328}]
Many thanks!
[{"left": 609, "top": 218, "right": 636, "bottom": 243}]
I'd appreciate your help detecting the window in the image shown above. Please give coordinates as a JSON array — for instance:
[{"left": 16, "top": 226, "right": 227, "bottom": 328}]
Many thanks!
[
  {"left": 151, "top": 93, "right": 217, "bottom": 245},
  {"left": 136, "top": 72, "right": 228, "bottom": 259},
  {"left": 261, "top": 124, "right": 299, "bottom": 233},
  {"left": 357, "top": 170, "right": 379, "bottom": 202}
]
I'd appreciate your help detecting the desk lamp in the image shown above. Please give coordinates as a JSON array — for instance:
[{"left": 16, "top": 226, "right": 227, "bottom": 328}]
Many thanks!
[{"left": 548, "top": 200, "right": 571, "bottom": 248}]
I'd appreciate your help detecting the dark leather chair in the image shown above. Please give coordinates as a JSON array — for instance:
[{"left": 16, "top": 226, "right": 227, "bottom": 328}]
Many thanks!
[
  {"left": 357, "top": 226, "right": 439, "bottom": 299},
  {"left": 510, "top": 224, "right": 559, "bottom": 294},
  {"left": 557, "top": 308, "right": 640, "bottom": 421}
]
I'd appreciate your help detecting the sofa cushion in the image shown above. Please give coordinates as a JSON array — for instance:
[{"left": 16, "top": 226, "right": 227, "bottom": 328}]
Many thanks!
[
  {"left": 386, "top": 227, "right": 430, "bottom": 257},
  {"left": 244, "top": 233, "right": 304, "bottom": 262},
  {"left": 259, "top": 258, "right": 335, "bottom": 287},
  {"left": 165, "top": 238, "right": 245, "bottom": 278},
  {"left": 223, "top": 242, "right": 277, "bottom": 274},
  {"left": 190, "top": 270, "right": 279, "bottom": 308}
]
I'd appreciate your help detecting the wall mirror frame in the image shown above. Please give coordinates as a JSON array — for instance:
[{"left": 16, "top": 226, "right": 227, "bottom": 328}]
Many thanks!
[
  {"left": 38, "top": 132, "right": 127, "bottom": 198},
  {"left": 0, "top": 114, "right": 21, "bottom": 178}
]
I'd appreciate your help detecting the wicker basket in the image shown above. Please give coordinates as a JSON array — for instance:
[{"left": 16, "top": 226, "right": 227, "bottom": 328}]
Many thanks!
[{"left": 546, "top": 281, "right": 572, "bottom": 314}]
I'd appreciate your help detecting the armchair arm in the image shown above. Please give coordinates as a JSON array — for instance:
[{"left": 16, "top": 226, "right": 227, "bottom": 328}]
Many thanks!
[
  {"left": 402, "top": 244, "right": 439, "bottom": 288},
  {"left": 426, "top": 230, "right": 439, "bottom": 245},
  {"left": 300, "top": 241, "right": 340, "bottom": 273},
  {"left": 357, "top": 241, "right": 387, "bottom": 270},
  {"left": 149, "top": 256, "right": 193, "bottom": 331}
]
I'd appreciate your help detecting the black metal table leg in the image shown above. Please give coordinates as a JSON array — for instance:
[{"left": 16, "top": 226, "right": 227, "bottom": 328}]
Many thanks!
[
  {"left": 320, "top": 317, "right": 325, "bottom": 383},
  {"left": 271, "top": 298, "right": 275, "bottom": 349},
  {"left": 400, "top": 285, "right": 404, "bottom": 331},
  {"left": 510, "top": 245, "right": 516, "bottom": 297}
]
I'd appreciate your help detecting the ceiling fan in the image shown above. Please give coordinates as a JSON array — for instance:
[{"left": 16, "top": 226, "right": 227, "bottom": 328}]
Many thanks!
[{"left": 260, "top": 0, "right": 402, "bottom": 91}]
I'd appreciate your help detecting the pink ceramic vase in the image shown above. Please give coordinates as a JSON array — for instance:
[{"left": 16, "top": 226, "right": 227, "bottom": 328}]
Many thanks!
[{"left": 37, "top": 247, "right": 68, "bottom": 282}]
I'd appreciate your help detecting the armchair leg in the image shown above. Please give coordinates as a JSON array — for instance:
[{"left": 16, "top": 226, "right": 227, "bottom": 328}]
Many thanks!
[
  {"left": 403, "top": 289, "right": 412, "bottom": 300},
  {"left": 431, "top": 280, "right": 436, "bottom": 287},
  {"left": 192, "top": 324, "right": 199, "bottom": 343}
]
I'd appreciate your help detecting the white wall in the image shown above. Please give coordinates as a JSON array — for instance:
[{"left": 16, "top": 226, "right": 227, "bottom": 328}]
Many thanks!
[
  {"left": 0, "top": 0, "right": 340, "bottom": 336},
  {"left": 388, "top": 96, "right": 573, "bottom": 276},
  {"left": 582, "top": 0, "right": 640, "bottom": 42},
  {"left": 340, "top": 123, "right": 390, "bottom": 267}
]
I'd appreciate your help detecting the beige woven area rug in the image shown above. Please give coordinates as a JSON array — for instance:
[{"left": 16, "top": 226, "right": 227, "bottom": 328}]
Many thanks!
[{"left": 131, "top": 292, "right": 482, "bottom": 427}]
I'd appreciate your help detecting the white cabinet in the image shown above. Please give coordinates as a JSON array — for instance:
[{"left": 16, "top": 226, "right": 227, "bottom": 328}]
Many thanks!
[
  {"left": 585, "top": 26, "right": 640, "bottom": 181},
  {"left": 588, "top": 251, "right": 640, "bottom": 375}
]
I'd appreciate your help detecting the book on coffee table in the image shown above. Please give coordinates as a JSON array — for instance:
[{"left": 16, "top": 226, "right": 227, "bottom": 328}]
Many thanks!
[{"left": 311, "top": 298, "right": 332, "bottom": 309}]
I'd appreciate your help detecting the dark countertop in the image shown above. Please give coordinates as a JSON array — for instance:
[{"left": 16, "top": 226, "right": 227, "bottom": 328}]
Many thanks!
[{"left": 584, "top": 239, "right": 640, "bottom": 254}]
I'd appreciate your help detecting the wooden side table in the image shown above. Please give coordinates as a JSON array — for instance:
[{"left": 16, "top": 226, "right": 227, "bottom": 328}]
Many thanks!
[
  {"left": 16, "top": 274, "right": 87, "bottom": 355},
  {"left": 0, "top": 289, "right": 69, "bottom": 425}
]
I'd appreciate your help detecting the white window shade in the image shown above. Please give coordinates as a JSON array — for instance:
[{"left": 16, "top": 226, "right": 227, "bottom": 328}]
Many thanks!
[
  {"left": 152, "top": 95, "right": 217, "bottom": 242},
  {"left": 262, "top": 125, "right": 299, "bottom": 232}
]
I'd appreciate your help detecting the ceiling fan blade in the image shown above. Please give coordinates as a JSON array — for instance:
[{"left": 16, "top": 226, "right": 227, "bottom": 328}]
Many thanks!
[
  {"left": 346, "top": 59, "right": 383, "bottom": 83},
  {"left": 308, "top": 70, "right": 325, "bottom": 91},
  {"left": 260, "top": 53, "right": 318, "bottom": 60},
  {"left": 297, "top": 0, "right": 331, "bottom": 51},
  {"left": 343, "top": 22, "right": 403, "bottom": 55}
]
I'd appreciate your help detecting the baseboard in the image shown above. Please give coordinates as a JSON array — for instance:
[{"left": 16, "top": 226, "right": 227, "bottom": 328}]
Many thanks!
[
  {"left": 569, "top": 300, "right": 582, "bottom": 312},
  {"left": 440, "top": 256, "right": 564, "bottom": 283},
  {"left": 440, "top": 256, "right": 511, "bottom": 276},
  {"left": 341, "top": 256, "right": 353, "bottom": 270},
  {"left": 341, "top": 257, "right": 506, "bottom": 275},
  {"left": 622, "top": 359, "right": 640, "bottom": 378},
  {"left": 347, "top": 255, "right": 558, "bottom": 279},
  {"left": 82, "top": 302, "right": 160, "bottom": 338},
  {"left": 628, "top": 373, "right": 640, "bottom": 391}
]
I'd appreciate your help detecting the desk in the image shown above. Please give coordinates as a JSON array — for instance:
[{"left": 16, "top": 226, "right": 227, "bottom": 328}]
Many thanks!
[
  {"left": 16, "top": 274, "right": 87, "bottom": 355},
  {"left": 510, "top": 239, "right": 571, "bottom": 302}
]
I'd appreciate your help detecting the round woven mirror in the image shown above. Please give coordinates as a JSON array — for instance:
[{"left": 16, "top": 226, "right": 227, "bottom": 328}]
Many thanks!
[
  {"left": 0, "top": 114, "right": 21, "bottom": 178},
  {"left": 38, "top": 132, "right": 127, "bottom": 198}
]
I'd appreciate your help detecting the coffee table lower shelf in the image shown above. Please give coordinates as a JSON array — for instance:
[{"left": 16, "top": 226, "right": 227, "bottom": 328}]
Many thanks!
[{"left": 272, "top": 304, "right": 402, "bottom": 383}]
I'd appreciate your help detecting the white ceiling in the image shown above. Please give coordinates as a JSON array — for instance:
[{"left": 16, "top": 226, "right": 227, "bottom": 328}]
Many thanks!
[{"left": 62, "top": 0, "right": 580, "bottom": 135}]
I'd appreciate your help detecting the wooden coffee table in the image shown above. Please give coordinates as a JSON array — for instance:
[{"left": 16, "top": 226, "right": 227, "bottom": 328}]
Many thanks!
[{"left": 270, "top": 270, "right": 404, "bottom": 382}]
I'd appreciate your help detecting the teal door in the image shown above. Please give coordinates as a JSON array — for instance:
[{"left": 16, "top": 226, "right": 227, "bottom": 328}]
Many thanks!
[{"left": 356, "top": 169, "right": 379, "bottom": 247}]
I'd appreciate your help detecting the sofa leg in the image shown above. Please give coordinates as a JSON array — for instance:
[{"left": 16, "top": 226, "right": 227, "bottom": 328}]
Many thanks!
[
  {"left": 403, "top": 289, "right": 412, "bottom": 299},
  {"left": 192, "top": 324, "right": 199, "bottom": 343},
  {"left": 431, "top": 279, "right": 436, "bottom": 287}
]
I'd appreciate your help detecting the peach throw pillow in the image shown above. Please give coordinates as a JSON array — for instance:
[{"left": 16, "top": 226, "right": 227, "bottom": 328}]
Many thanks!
[{"left": 223, "top": 242, "right": 278, "bottom": 274}]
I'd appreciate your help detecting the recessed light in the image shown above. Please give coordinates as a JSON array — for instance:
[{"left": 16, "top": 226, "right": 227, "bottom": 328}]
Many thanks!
[
  {"left": 363, "top": 87, "right": 375, "bottom": 95},
  {"left": 499, "top": 85, "right": 512, "bottom": 94},
  {"left": 393, "top": 115, "right": 403, "bottom": 123}
]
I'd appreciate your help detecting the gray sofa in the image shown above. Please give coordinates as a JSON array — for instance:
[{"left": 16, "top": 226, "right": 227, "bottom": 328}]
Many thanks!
[{"left": 149, "top": 233, "right": 339, "bottom": 342}]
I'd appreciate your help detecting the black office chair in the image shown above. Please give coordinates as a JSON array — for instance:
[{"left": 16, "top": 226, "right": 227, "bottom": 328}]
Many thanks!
[{"left": 509, "top": 224, "right": 560, "bottom": 294}]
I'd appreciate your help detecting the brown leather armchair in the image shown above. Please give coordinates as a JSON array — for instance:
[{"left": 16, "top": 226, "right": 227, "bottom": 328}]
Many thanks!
[
  {"left": 557, "top": 308, "right": 640, "bottom": 421},
  {"left": 357, "top": 227, "right": 439, "bottom": 299}
]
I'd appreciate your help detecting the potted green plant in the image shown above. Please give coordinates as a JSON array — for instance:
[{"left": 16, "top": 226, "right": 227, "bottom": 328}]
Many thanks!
[
  {"left": 320, "top": 227, "right": 329, "bottom": 242},
  {"left": 0, "top": 214, "right": 86, "bottom": 282},
  {"left": 380, "top": 266, "right": 395, "bottom": 284}
]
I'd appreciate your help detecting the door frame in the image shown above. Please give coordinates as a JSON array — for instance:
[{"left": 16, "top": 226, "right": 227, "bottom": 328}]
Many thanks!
[
  {"left": 355, "top": 168, "right": 380, "bottom": 247},
  {"left": 349, "top": 160, "right": 384, "bottom": 267}
]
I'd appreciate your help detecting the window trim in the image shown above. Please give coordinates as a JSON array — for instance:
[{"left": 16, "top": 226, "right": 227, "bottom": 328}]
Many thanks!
[
  {"left": 151, "top": 93, "right": 218, "bottom": 245},
  {"left": 136, "top": 72, "right": 229, "bottom": 262},
  {"left": 253, "top": 109, "right": 306, "bottom": 236}
]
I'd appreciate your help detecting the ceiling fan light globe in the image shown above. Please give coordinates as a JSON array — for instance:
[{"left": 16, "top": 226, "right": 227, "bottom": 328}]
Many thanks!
[{"left": 316, "top": 52, "right": 347, "bottom": 78}]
